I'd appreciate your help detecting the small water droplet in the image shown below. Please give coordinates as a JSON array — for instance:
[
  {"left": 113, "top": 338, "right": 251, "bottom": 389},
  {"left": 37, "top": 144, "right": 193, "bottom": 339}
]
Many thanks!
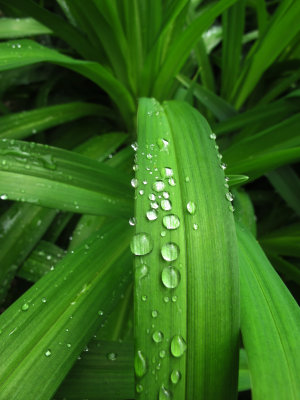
[
  {"left": 21, "top": 303, "right": 29, "bottom": 311},
  {"left": 229, "top": 204, "right": 235, "bottom": 212},
  {"left": 225, "top": 192, "right": 234, "bottom": 202},
  {"left": 161, "top": 266, "right": 180, "bottom": 289},
  {"left": 159, "top": 384, "right": 172, "bottom": 399},
  {"left": 131, "top": 178, "right": 138, "bottom": 188},
  {"left": 45, "top": 349, "right": 51, "bottom": 357},
  {"left": 41, "top": 297, "right": 47, "bottom": 303},
  {"left": 129, "top": 217, "right": 136, "bottom": 226},
  {"left": 152, "top": 310, "right": 158, "bottom": 318},
  {"left": 141, "top": 295, "right": 147, "bottom": 302},
  {"left": 98, "top": 310, "right": 104, "bottom": 316},
  {"left": 157, "top": 138, "right": 169, "bottom": 151},
  {"left": 187, "top": 201, "right": 196, "bottom": 215},
  {"left": 159, "top": 350, "right": 166, "bottom": 358},
  {"left": 149, "top": 193, "right": 156, "bottom": 201},
  {"left": 185, "top": 176, "right": 190, "bottom": 182},
  {"left": 161, "top": 231, "right": 166, "bottom": 237},
  {"left": 168, "top": 178, "right": 176, "bottom": 186},
  {"left": 137, "top": 264, "right": 148, "bottom": 279},
  {"left": 150, "top": 201, "right": 159, "bottom": 210},
  {"left": 131, "top": 233, "right": 153, "bottom": 255},
  {"left": 139, "top": 189, "right": 144, "bottom": 195},
  {"left": 161, "top": 242, "right": 179, "bottom": 261},
  {"left": 161, "top": 167, "right": 173, "bottom": 178},
  {"left": 193, "top": 223, "right": 199, "bottom": 230},
  {"left": 172, "top": 295, "right": 177, "bottom": 302},
  {"left": 0, "top": 194, "right": 8, "bottom": 200},
  {"left": 131, "top": 142, "right": 138, "bottom": 151},
  {"left": 107, "top": 352, "right": 117, "bottom": 361},
  {"left": 152, "top": 330, "right": 164, "bottom": 343},
  {"left": 162, "top": 214, "right": 180, "bottom": 230},
  {"left": 135, "top": 350, "right": 147, "bottom": 377},
  {"left": 210, "top": 133, "right": 216, "bottom": 140},
  {"left": 170, "top": 370, "right": 181, "bottom": 384},
  {"left": 171, "top": 335, "right": 187, "bottom": 357},
  {"left": 146, "top": 210, "right": 158, "bottom": 221},
  {"left": 162, "top": 191, "right": 169, "bottom": 199},
  {"left": 136, "top": 384, "right": 143, "bottom": 393},
  {"left": 153, "top": 181, "right": 165, "bottom": 192},
  {"left": 220, "top": 163, "right": 227, "bottom": 170},
  {"left": 133, "top": 164, "right": 138, "bottom": 171},
  {"left": 164, "top": 296, "right": 170, "bottom": 303},
  {"left": 67, "top": 343, "right": 72, "bottom": 348},
  {"left": 161, "top": 199, "right": 172, "bottom": 211}
]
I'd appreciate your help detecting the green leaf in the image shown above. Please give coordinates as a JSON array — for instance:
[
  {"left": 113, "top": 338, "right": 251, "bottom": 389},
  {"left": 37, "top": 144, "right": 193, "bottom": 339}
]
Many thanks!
[
  {"left": 0, "top": 40, "right": 136, "bottom": 128},
  {"left": 0, "top": 220, "right": 132, "bottom": 400},
  {"left": 0, "top": 203, "right": 57, "bottom": 302},
  {"left": 133, "top": 98, "right": 239, "bottom": 399},
  {"left": 259, "top": 223, "right": 300, "bottom": 258},
  {"left": 237, "top": 224, "right": 300, "bottom": 400},
  {"left": 238, "top": 349, "right": 251, "bottom": 392},
  {"left": 227, "top": 175, "right": 249, "bottom": 187},
  {"left": 0, "top": 102, "right": 109, "bottom": 140},
  {"left": 0, "top": 17, "right": 52, "bottom": 38},
  {"left": 0, "top": 139, "right": 132, "bottom": 217},
  {"left": 17, "top": 240, "right": 65, "bottom": 283}
]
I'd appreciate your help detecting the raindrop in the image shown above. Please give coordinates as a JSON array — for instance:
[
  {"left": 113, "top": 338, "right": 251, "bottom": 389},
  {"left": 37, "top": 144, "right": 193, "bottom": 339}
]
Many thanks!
[
  {"left": 21, "top": 303, "right": 29, "bottom": 311},
  {"left": 159, "top": 385, "right": 172, "bottom": 399},
  {"left": 150, "top": 202, "right": 159, "bottom": 210},
  {"left": 220, "top": 163, "right": 227, "bottom": 170},
  {"left": 152, "top": 310, "right": 158, "bottom": 318},
  {"left": 153, "top": 181, "right": 165, "bottom": 192},
  {"left": 159, "top": 350, "right": 166, "bottom": 358},
  {"left": 225, "top": 192, "right": 234, "bottom": 202},
  {"left": 163, "top": 191, "right": 169, "bottom": 199},
  {"left": 193, "top": 223, "right": 199, "bottom": 230},
  {"left": 133, "top": 164, "right": 138, "bottom": 171},
  {"left": 185, "top": 176, "right": 190, "bottom": 183},
  {"left": 131, "top": 178, "right": 138, "bottom": 188},
  {"left": 0, "top": 194, "right": 8, "bottom": 200},
  {"left": 170, "top": 335, "right": 187, "bottom": 358},
  {"left": 107, "top": 352, "right": 117, "bottom": 361},
  {"left": 161, "top": 266, "right": 180, "bottom": 289},
  {"left": 229, "top": 204, "right": 235, "bottom": 212},
  {"left": 67, "top": 343, "right": 72, "bottom": 348},
  {"left": 210, "top": 133, "right": 216, "bottom": 140},
  {"left": 171, "top": 295, "right": 177, "bottom": 303},
  {"left": 131, "top": 142, "right": 138, "bottom": 151},
  {"left": 157, "top": 138, "right": 169, "bottom": 151},
  {"left": 149, "top": 193, "right": 156, "bottom": 201},
  {"left": 161, "top": 167, "right": 173, "bottom": 178},
  {"left": 137, "top": 264, "right": 148, "bottom": 279},
  {"left": 164, "top": 296, "right": 170, "bottom": 303},
  {"left": 161, "top": 231, "right": 166, "bottom": 237},
  {"left": 147, "top": 153, "right": 152, "bottom": 159},
  {"left": 41, "top": 297, "right": 47, "bottom": 303},
  {"left": 152, "top": 331, "right": 164, "bottom": 343},
  {"left": 162, "top": 214, "right": 180, "bottom": 230},
  {"left": 161, "top": 199, "right": 172, "bottom": 211},
  {"left": 161, "top": 243, "right": 179, "bottom": 261},
  {"left": 134, "top": 350, "right": 147, "bottom": 377},
  {"left": 130, "top": 233, "right": 153, "bottom": 256},
  {"left": 168, "top": 178, "right": 176, "bottom": 186},
  {"left": 141, "top": 295, "right": 147, "bottom": 302},
  {"left": 45, "top": 349, "right": 52, "bottom": 357},
  {"left": 129, "top": 217, "right": 136, "bottom": 226},
  {"left": 143, "top": 180, "right": 148, "bottom": 185},
  {"left": 170, "top": 370, "right": 181, "bottom": 384},
  {"left": 98, "top": 310, "right": 104, "bottom": 316},
  {"left": 187, "top": 201, "right": 196, "bottom": 215},
  {"left": 136, "top": 384, "right": 143, "bottom": 393},
  {"left": 146, "top": 210, "right": 158, "bottom": 221},
  {"left": 139, "top": 190, "right": 144, "bottom": 195}
]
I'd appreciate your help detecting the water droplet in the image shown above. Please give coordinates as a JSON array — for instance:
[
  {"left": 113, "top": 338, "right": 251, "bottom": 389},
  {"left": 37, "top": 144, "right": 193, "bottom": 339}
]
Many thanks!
[
  {"left": 161, "top": 266, "right": 180, "bottom": 289},
  {"left": 136, "top": 384, "right": 143, "bottom": 393},
  {"left": 0, "top": 194, "right": 8, "bottom": 200},
  {"left": 131, "top": 178, "right": 138, "bottom": 188},
  {"left": 153, "top": 181, "right": 165, "bottom": 192},
  {"left": 157, "top": 138, "right": 169, "bottom": 151},
  {"left": 225, "top": 192, "right": 234, "bottom": 202},
  {"left": 129, "top": 217, "right": 136, "bottom": 226},
  {"left": 162, "top": 214, "right": 180, "bottom": 230},
  {"left": 168, "top": 178, "right": 176, "bottom": 186},
  {"left": 161, "top": 231, "right": 166, "bottom": 237},
  {"left": 171, "top": 335, "right": 186, "bottom": 357},
  {"left": 131, "top": 142, "right": 138, "bottom": 151},
  {"left": 141, "top": 295, "right": 147, "bottom": 302},
  {"left": 161, "top": 199, "right": 172, "bottom": 211},
  {"left": 161, "top": 242, "right": 179, "bottom": 261},
  {"left": 187, "top": 201, "right": 196, "bottom": 215},
  {"left": 185, "top": 176, "right": 190, "bottom": 182},
  {"left": 170, "top": 370, "right": 181, "bottom": 384},
  {"left": 172, "top": 295, "right": 177, "bottom": 302},
  {"left": 225, "top": 176, "right": 230, "bottom": 182},
  {"left": 131, "top": 233, "right": 153, "bottom": 255},
  {"left": 137, "top": 264, "right": 148, "bottom": 279},
  {"left": 150, "top": 201, "right": 159, "bottom": 210},
  {"left": 220, "top": 163, "right": 227, "bottom": 170},
  {"left": 159, "top": 350, "right": 166, "bottom": 358},
  {"left": 162, "top": 191, "right": 169, "bottom": 199},
  {"left": 133, "top": 164, "right": 138, "bottom": 171},
  {"left": 67, "top": 343, "right": 72, "bottom": 348},
  {"left": 152, "top": 310, "right": 158, "bottom": 318},
  {"left": 21, "top": 303, "right": 29, "bottom": 311},
  {"left": 159, "top": 384, "right": 172, "bottom": 399},
  {"left": 146, "top": 210, "right": 158, "bottom": 221},
  {"left": 45, "top": 349, "right": 51, "bottom": 357},
  {"left": 149, "top": 193, "right": 156, "bottom": 201},
  {"left": 164, "top": 296, "right": 170, "bottom": 303},
  {"left": 98, "top": 310, "right": 104, "bottom": 316},
  {"left": 135, "top": 350, "right": 147, "bottom": 377},
  {"left": 161, "top": 167, "right": 173, "bottom": 178},
  {"left": 210, "top": 133, "right": 216, "bottom": 140},
  {"left": 107, "top": 352, "right": 117, "bottom": 361},
  {"left": 41, "top": 297, "right": 47, "bottom": 303},
  {"left": 139, "top": 189, "right": 144, "bottom": 195},
  {"left": 152, "top": 331, "right": 164, "bottom": 343},
  {"left": 229, "top": 204, "right": 235, "bottom": 212},
  {"left": 193, "top": 223, "right": 198, "bottom": 230}
]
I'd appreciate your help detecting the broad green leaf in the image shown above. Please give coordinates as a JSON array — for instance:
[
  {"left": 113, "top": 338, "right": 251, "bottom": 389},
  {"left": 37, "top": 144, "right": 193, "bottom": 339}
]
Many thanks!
[
  {"left": 238, "top": 224, "right": 300, "bottom": 400},
  {"left": 266, "top": 166, "right": 300, "bottom": 217},
  {"left": 133, "top": 98, "right": 239, "bottom": 399},
  {"left": 0, "top": 102, "right": 109, "bottom": 140},
  {"left": 259, "top": 223, "right": 300, "bottom": 258},
  {"left": 267, "top": 253, "right": 300, "bottom": 286},
  {"left": 0, "top": 40, "right": 136, "bottom": 128},
  {"left": 0, "top": 220, "right": 132, "bottom": 400},
  {"left": 18, "top": 240, "right": 65, "bottom": 283},
  {"left": 152, "top": 0, "right": 238, "bottom": 98},
  {"left": 177, "top": 74, "right": 237, "bottom": 121},
  {"left": 0, "top": 203, "right": 57, "bottom": 303},
  {"left": 0, "top": 17, "right": 52, "bottom": 38},
  {"left": 233, "top": 188, "right": 256, "bottom": 237},
  {"left": 0, "top": 139, "right": 132, "bottom": 217}
]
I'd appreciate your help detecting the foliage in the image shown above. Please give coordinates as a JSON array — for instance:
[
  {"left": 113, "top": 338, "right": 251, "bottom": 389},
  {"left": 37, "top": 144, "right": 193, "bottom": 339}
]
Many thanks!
[{"left": 0, "top": 1, "right": 299, "bottom": 399}]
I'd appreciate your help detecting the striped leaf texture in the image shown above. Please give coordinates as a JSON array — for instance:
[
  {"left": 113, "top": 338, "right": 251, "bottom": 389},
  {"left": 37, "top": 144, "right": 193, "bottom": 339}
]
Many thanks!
[{"left": 132, "top": 98, "right": 239, "bottom": 399}]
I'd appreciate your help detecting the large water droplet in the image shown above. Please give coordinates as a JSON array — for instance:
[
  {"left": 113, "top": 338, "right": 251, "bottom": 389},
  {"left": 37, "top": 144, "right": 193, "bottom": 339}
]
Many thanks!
[
  {"left": 171, "top": 335, "right": 186, "bottom": 357},
  {"left": 153, "top": 181, "right": 165, "bottom": 192},
  {"left": 161, "top": 243, "right": 179, "bottom": 261},
  {"left": 187, "top": 201, "right": 196, "bottom": 214},
  {"left": 21, "top": 303, "right": 29, "bottom": 311},
  {"left": 131, "top": 178, "right": 138, "bottom": 188},
  {"left": 135, "top": 350, "right": 147, "bottom": 377},
  {"left": 162, "top": 214, "right": 180, "bottom": 230},
  {"left": 161, "top": 266, "right": 180, "bottom": 289},
  {"left": 159, "top": 385, "right": 172, "bottom": 399},
  {"left": 161, "top": 199, "right": 172, "bottom": 211},
  {"left": 146, "top": 210, "right": 158, "bottom": 221},
  {"left": 152, "top": 330, "right": 164, "bottom": 343},
  {"left": 131, "top": 233, "right": 153, "bottom": 255},
  {"left": 170, "top": 370, "right": 181, "bottom": 384}
]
